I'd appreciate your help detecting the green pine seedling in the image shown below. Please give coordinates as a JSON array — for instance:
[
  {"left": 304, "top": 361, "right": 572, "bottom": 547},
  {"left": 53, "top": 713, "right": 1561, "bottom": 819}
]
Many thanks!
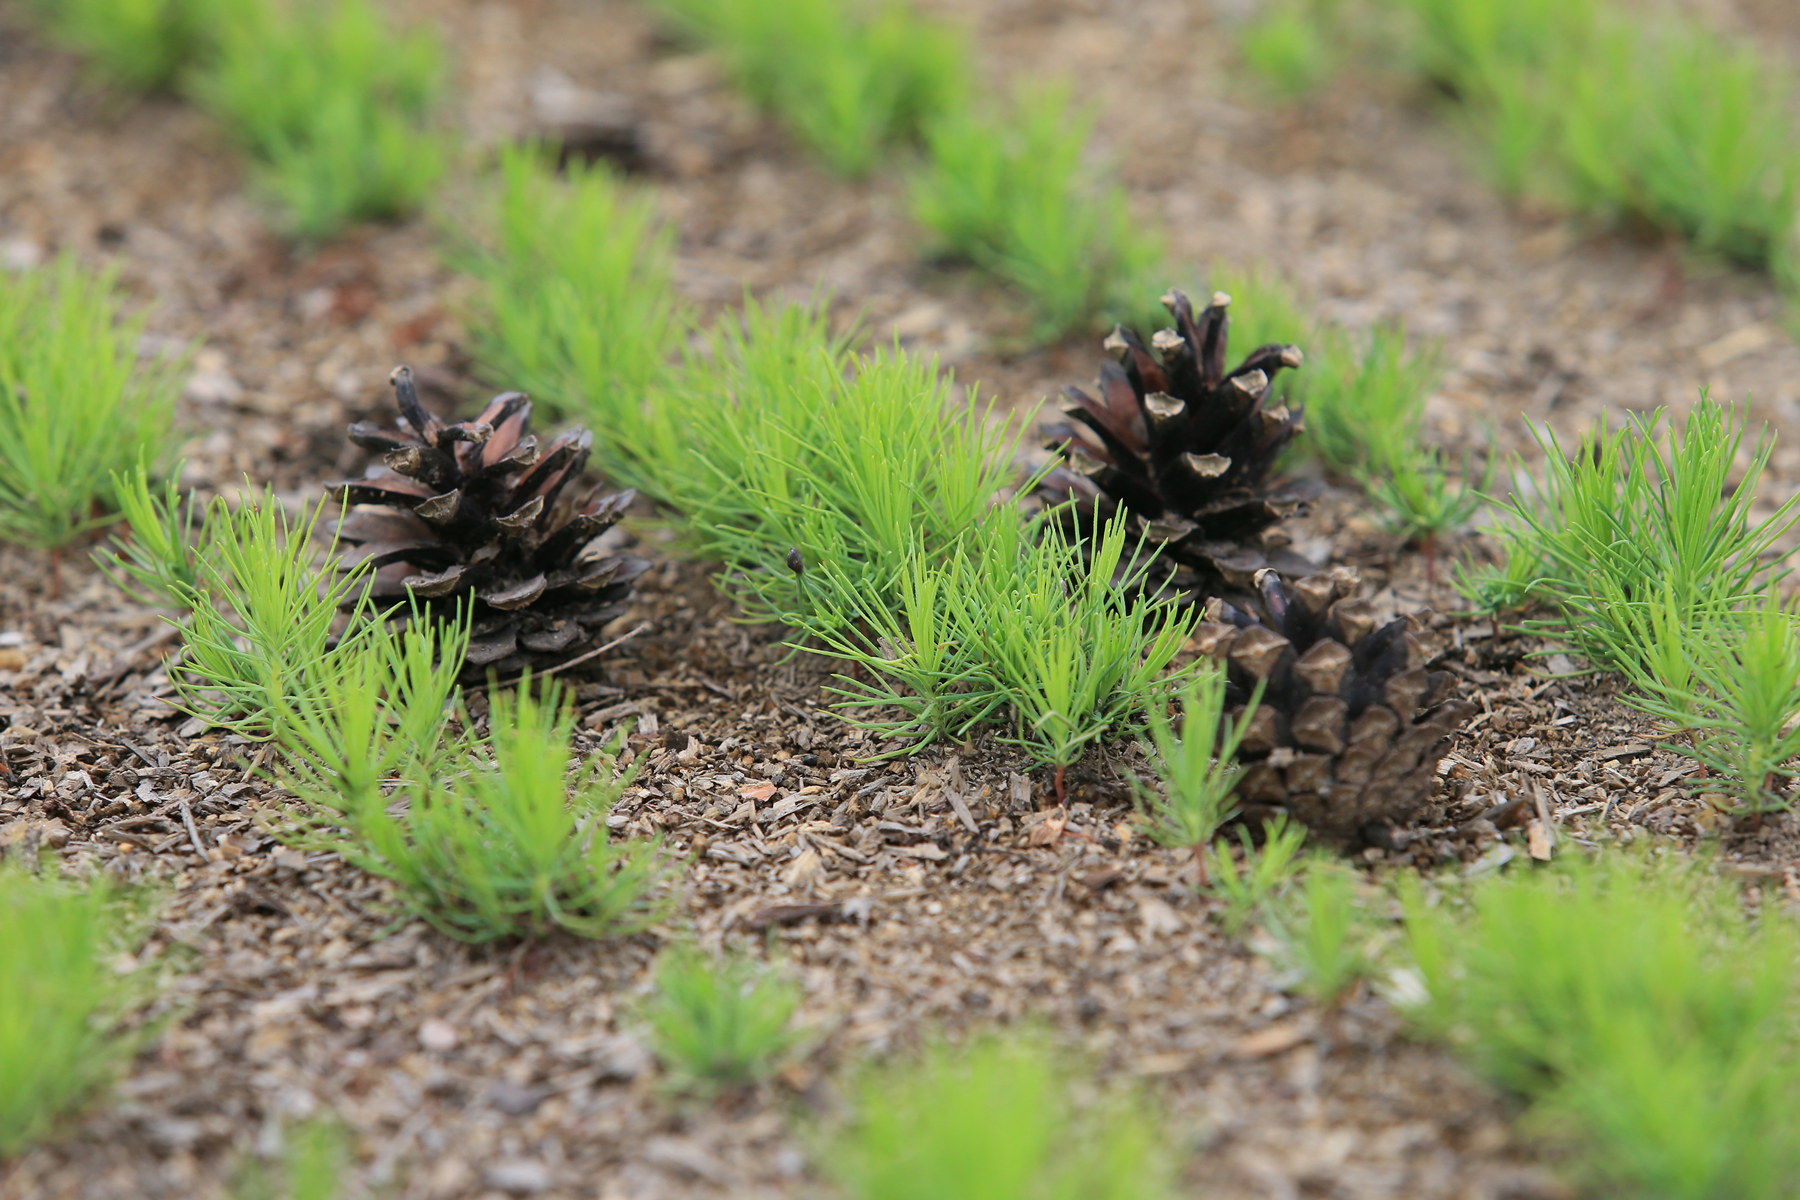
[
  {"left": 1239, "top": 0, "right": 1343, "bottom": 102},
  {"left": 1627, "top": 591, "right": 1800, "bottom": 815},
  {"left": 648, "top": 0, "right": 967, "bottom": 177},
  {"left": 164, "top": 490, "right": 377, "bottom": 740},
  {"left": 100, "top": 459, "right": 205, "bottom": 608},
  {"left": 1483, "top": 399, "right": 1800, "bottom": 678},
  {"left": 811, "top": 512, "right": 1197, "bottom": 777},
  {"left": 1396, "top": 852, "right": 1800, "bottom": 1198},
  {"left": 1392, "top": 0, "right": 1800, "bottom": 276},
  {"left": 824, "top": 1029, "right": 1176, "bottom": 1200},
  {"left": 452, "top": 146, "right": 690, "bottom": 453},
  {"left": 0, "top": 865, "right": 162, "bottom": 1159},
  {"left": 298, "top": 678, "right": 666, "bottom": 943},
  {"left": 189, "top": 0, "right": 449, "bottom": 237},
  {"left": 639, "top": 942, "right": 803, "bottom": 1095},
  {"left": 1264, "top": 859, "right": 1378, "bottom": 1007},
  {"left": 0, "top": 256, "right": 183, "bottom": 555},
  {"left": 911, "top": 77, "right": 1163, "bottom": 339},
  {"left": 26, "top": 0, "right": 218, "bottom": 93},
  {"left": 231, "top": 1118, "right": 356, "bottom": 1200},
  {"left": 1357, "top": 444, "right": 1489, "bottom": 575},
  {"left": 1204, "top": 813, "right": 1310, "bottom": 935},
  {"left": 270, "top": 608, "right": 471, "bottom": 820},
  {"left": 1133, "top": 667, "right": 1264, "bottom": 880}
]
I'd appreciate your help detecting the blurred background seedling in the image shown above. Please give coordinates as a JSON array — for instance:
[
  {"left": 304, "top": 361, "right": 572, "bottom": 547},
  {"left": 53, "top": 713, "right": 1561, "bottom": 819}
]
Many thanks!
[{"left": 639, "top": 942, "right": 804, "bottom": 1095}]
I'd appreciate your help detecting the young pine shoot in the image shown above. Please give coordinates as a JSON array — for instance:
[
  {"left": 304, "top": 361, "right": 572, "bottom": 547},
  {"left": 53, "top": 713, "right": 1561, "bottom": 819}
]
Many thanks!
[
  {"left": 1396, "top": 852, "right": 1800, "bottom": 1198},
  {"left": 190, "top": 0, "right": 449, "bottom": 237},
  {"left": 1626, "top": 592, "right": 1800, "bottom": 815},
  {"left": 912, "top": 78, "right": 1162, "bottom": 339},
  {"left": 160, "top": 490, "right": 377, "bottom": 740},
  {"left": 292, "top": 679, "right": 666, "bottom": 943},
  {"left": 26, "top": 0, "right": 216, "bottom": 93},
  {"left": 825, "top": 1030, "right": 1176, "bottom": 1200},
  {"left": 453, "top": 146, "right": 689, "bottom": 449},
  {"left": 231, "top": 1119, "right": 356, "bottom": 1200},
  {"left": 0, "top": 256, "right": 182, "bottom": 558},
  {"left": 647, "top": 0, "right": 967, "bottom": 177},
  {"left": 1133, "top": 667, "right": 1263, "bottom": 882},
  {"left": 1204, "top": 814, "right": 1310, "bottom": 935},
  {"left": 0, "top": 865, "right": 161, "bottom": 1159},
  {"left": 1264, "top": 859, "right": 1378, "bottom": 1007},
  {"left": 101, "top": 460, "right": 206, "bottom": 608},
  {"left": 1479, "top": 399, "right": 1800, "bottom": 678},
  {"left": 639, "top": 942, "right": 803, "bottom": 1095}
]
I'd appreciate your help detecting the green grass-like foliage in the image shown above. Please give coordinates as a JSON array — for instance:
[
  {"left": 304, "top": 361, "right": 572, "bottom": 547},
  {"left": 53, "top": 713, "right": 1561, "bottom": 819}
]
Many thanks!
[
  {"left": 911, "top": 79, "right": 1162, "bottom": 339},
  {"left": 189, "top": 0, "right": 448, "bottom": 238},
  {"left": 124, "top": 485, "right": 379, "bottom": 740},
  {"left": 1467, "top": 399, "right": 1800, "bottom": 675},
  {"left": 1400, "top": 852, "right": 1800, "bottom": 1198},
  {"left": 1204, "top": 815, "right": 1309, "bottom": 935},
  {"left": 826, "top": 1030, "right": 1176, "bottom": 1200},
  {"left": 1265, "top": 860, "right": 1378, "bottom": 1006},
  {"left": 640, "top": 942, "right": 802, "bottom": 1094},
  {"left": 1390, "top": 0, "right": 1800, "bottom": 274},
  {"left": 1133, "top": 668, "right": 1259, "bottom": 854},
  {"left": 0, "top": 865, "right": 159, "bottom": 1159},
  {"left": 810, "top": 513, "right": 1198, "bottom": 767},
  {"left": 285, "top": 677, "right": 665, "bottom": 943},
  {"left": 1626, "top": 593, "right": 1800, "bottom": 814},
  {"left": 232, "top": 1120, "right": 354, "bottom": 1200},
  {"left": 1211, "top": 268, "right": 1477, "bottom": 542},
  {"left": 26, "top": 0, "right": 216, "bottom": 93},
  {"left": 0, "top": 257, "right": 182, "bottom": 551},
  {"left": 647, "top": 0, "right": 966, "bottom": 177},
  {"left": 455, "top": 147, "right": 690, "bottom": 463},
  {"left": 1238, "top": 0, "right": 1344, "bottom": 102}
]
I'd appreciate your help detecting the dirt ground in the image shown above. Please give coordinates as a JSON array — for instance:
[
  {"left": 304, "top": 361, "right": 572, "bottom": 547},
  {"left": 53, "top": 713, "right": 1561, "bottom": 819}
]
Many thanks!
[{"left": 5, "top": 1, "right": 1800, "bottom": 1197}]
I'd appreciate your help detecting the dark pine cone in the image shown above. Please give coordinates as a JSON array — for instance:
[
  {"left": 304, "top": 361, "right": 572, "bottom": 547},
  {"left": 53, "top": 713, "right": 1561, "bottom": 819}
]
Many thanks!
[
  {"left": 1198, "top": 568, "right": 1473, "bottom": 848},
  {"left": 1042, "top": 289, "right": 1311, "bottom": 597},
  {"left": 329, "top": 366, "right": 647, "bottom": 677}
]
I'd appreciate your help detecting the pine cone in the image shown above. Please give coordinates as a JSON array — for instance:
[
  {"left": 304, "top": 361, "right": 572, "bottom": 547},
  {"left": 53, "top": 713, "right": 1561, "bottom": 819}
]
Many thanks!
[
  {"left": 1197, "top": 569, "right": 1472, "bottom": 847},
  {"left": 329, "top": 366, "right": 647, "bottom": 676},
  {"left": 1043, "top": 289, "right": 1311, "bottom": 595}
]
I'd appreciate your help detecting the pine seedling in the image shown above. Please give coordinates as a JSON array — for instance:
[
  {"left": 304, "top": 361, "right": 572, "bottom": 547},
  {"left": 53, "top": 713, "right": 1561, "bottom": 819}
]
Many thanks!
[
  {"left": 1133, "top": 667, "right": 1263, "bottom": 878},
  {"left": 1396, "top": 852, "right": 1800, "bottom": 1198},
  {"left": 639, "top": 942, "right": 803, "bottom": 1095},
  {"left": 825, "top": 1030, "right": 1177, "bottom": 1200},
  {"left": 270, "top": 608, "right": 470, "bottom": 821},
  {"left": 1357, "top": 445, "right": 1488, "bottom": 571},
  {"left": 811, "top": 514, "right": 1198, "bottom": 780},
  {"left": 0, "top": 256, "right": 183, "bottom": 554},
  {"left": 166, "top": 490, "right": 378, "bottom": 740},
  {"left": 1239, "top": 0, "right": 1343, "bottom": 102},
  {"left": 231, "top": 1119, "right": 355, "bottom": 1200},
  {"left": 26, "top": 0, "right": 217, "bottom": 93},
  {"left": 100, "top": 459, "right": 206, "bottom": 608},
  {"left": 453, "top": 146, "right": 689, "bottom": 456},
  {"left": 1204, "top": 814, "right": 1309, "bottom": 935},
  {"left": 911, "top": 78, "right": 1162, "bottom": 338},
  {"left": 1626, "top": 592, "right": 1800, "bottom": 815},
  {"left": 302, "top": 679, "right": 665, "bottom": 943},
  {"left": 189, "top": 0, "right": 449, "bottom": 237},
  {"left": 1487, "top": 400, "right": 1800, "bottom": 677},
  {"left": 648, "top": 0, "right": 967, "bottom": 177},
  {"left": 0, "top": 865, "right": 161, "bottom": 1159},
  {"left": 1264, "top": 859, "right": 1379, "bottom": 1006},
  {"left": 969, "top": 515, "right": 1199, "bottom": 784}
]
